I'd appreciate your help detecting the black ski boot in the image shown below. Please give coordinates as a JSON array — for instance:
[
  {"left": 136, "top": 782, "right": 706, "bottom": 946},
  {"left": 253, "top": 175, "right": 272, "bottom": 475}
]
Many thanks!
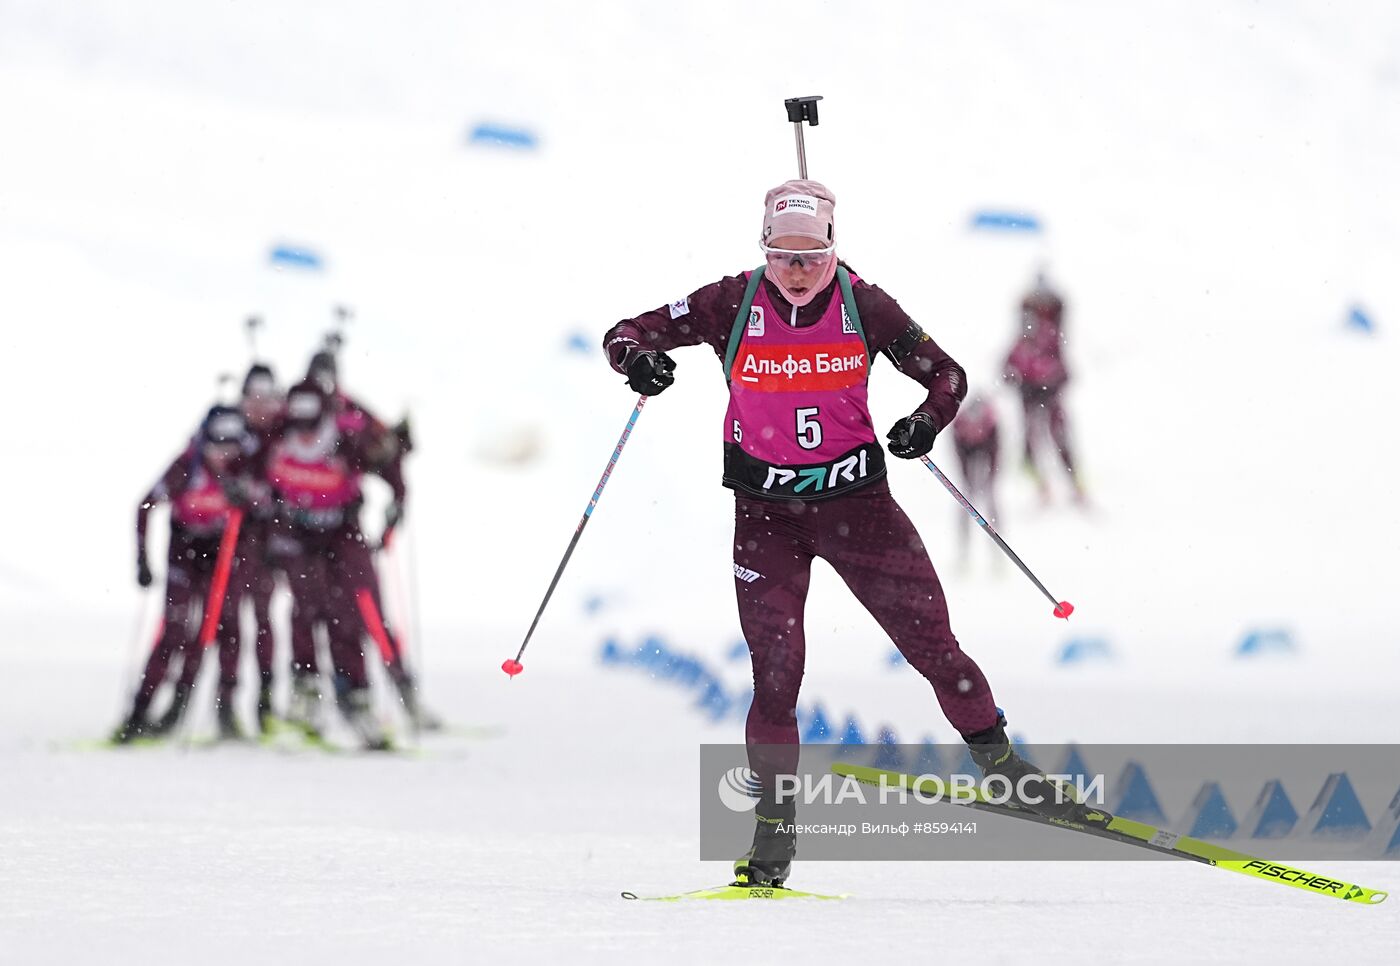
[
  {"left": 733, "top": 810, "right": 796, "bottom": 887},
  {"left": 391, "top": 671, "right": 443, "bottom": 733},
  {"left": 149, "top": 684, "right": 192, "bottom": 737},
  {"left": 110, "top": 711, "right": 156, "bottom": 744},
  {"left": 286, "top": 673, "right": 324, "bottom": 740},
  {"left": 255, "top": 681, "right": 275, "bottom": 736},
  {"left": 964, "top": 712, "right": 1088, "bottom": 821},
  {"left": 216, "top": 688, "right": 245, "bottom": 740},
  {"left": 336, "top": 686, "right": 392, "bottom": 752}
]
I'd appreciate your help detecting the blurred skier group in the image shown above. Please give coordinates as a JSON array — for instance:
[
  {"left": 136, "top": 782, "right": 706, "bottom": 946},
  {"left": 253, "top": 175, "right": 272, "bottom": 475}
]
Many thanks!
[
  {"left": 112, "top": 340, "right": 433, "bottom": 751},
  {"left": 106, "top": 273, "right": 1075, "bottom": 749}
]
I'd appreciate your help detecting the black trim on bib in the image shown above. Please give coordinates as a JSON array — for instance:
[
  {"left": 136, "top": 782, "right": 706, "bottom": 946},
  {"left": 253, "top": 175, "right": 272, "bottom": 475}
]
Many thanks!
[{"left": 722, "top": 441, "right": 886, "bottom": 502}]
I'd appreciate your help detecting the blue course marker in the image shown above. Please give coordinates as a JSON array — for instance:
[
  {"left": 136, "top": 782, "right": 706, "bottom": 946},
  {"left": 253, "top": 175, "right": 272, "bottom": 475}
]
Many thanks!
[
  {"left": 666, "top": 654, "right": 704, "bottom": 687},
  {"left": 913, "top": 738, "right": 944, "bottom": 775},
  {"left": 801, "top": 704, "right": 832, "bottom": 743},
  {"left": 1301, "top": 773, "right": 1371, "bottom": 840},
  {"left": 833, "top": 716, "right": 867, "bottom": 759},
  {"left": 1369, "top": 787, "right": 1400, "bottom": 857},
  {"left": 970, "top": 210, "right": 1042, "bottom": 233},
  {"left": 839, "top": 716, "right": 865, "bottom": 745},
  {"left": 1235, "top": 627, "right": 1297, "bottom": 657},
  {"left": 1345, "top": 304, "right": 1375, "bottom": 333},
  {"left": 468, "top": 123, "right": 540, "bottom": 149},
  {"left": 950, "top": 745, "right": 980, "bottom": 782},
  {"left": 268, "top": 244, "right": 324, "bottom": 270},
  {"left": 1183, "top": 782, "right": 1239, "bottom": 839},
  {"left": 871, "top": 726, "right": 904, "bottom": 770},
  {"left": 1058, "top": 744, "right": 1092, "bottom": 789},
  {"left": 1111, "top": 761, "right": 1168, "bottom": 824},
  {"left": 694, "top": 679, "right": 730, "bottom": 720},
  {"left": 1057, "top": 638, "right": 1115, "bottom": 664},
  {"left": 1241, "top": 779, "right": 1299, "bottom": 839}
]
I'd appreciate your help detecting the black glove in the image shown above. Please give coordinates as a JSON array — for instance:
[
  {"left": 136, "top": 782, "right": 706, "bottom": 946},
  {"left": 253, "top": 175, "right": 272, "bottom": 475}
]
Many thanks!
[
  {"left": 393, "top": 417, "right": 414, "bottom": 455},
  {"left": 222, "top": 477, "right": 251, "bottom": 509},
  {"left": 886, "top": 412, "right": 938, "bottom": 459},
  {"left": 625, "top": 350, "right": 677, "bottom": 396},
  {"left": 378, "top": 500, "right": 404, "bottom": 550},
  {"left": 136, "top": 552, "right": 153, "bottom": 588}
]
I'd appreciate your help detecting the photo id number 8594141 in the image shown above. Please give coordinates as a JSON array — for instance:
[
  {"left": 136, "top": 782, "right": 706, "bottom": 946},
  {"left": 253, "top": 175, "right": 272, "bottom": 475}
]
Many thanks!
[{"left": 914, "top": 822, "right": 978, "bottom": 835}]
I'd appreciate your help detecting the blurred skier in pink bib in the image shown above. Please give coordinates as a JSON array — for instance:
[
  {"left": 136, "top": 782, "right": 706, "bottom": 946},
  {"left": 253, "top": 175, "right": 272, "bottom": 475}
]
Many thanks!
[
  {"left": 234, "top": 363, "right": 285, "bottom": 733},
  {"left": 266, "top": 377, "right": 403, "bottom": 750},
  {"left": 950, "top": 393, "right": 1002, "bottom": 568},
  {"left": 284, "top": 351, "right": 436, "bottom": 735},
  {"left": 1002, "top": 274, "right": 1085, "bottom": 505},
  {"left": 114, "top": 405, "right": 253, "bottom": 742},
  {"left": 602, "top": 180, "right": 1080, "bottom": 888}
]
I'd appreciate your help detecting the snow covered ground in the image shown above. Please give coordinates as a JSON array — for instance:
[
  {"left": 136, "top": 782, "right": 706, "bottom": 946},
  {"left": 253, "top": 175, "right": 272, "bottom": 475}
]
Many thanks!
[
  {"left": 2, "top": 1, "right": 1399, "bottom": 962},
  {"left": 5, "top": 660, "right": 1399, "bottom": 964}
]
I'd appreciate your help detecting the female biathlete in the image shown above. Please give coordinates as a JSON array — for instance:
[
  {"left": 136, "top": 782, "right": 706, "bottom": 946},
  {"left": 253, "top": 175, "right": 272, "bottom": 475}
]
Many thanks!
[{"left": 602, "top": 180, "right": 1083, "bottom": 887}]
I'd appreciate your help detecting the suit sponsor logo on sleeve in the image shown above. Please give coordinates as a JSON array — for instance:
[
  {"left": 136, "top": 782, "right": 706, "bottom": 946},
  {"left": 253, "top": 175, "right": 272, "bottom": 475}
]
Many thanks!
[{"left": 669, "top": 298, "right": 690, "bottom": 319}]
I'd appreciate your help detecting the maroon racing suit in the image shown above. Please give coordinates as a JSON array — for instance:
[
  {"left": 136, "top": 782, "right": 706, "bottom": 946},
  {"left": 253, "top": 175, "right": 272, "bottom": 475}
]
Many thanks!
[
  {"left": 603, "top": 268, "right": 1000, "bottom": 806},
  {"left": 267, "top": 409, "right": 406, "bottom": 702},
  {"left": 229, "top": 418, "right": 281, "bottom": 692},
  {"left": 329, "top": 389, "right": 411, "bottom": 664},
  {"left": 131, "top": 446, "right": 246, "bottom": 724}
]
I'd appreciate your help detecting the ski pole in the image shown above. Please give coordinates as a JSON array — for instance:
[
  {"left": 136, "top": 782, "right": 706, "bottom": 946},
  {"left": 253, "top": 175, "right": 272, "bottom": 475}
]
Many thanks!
[
  {"left": 175, "top": 508, "right": 243, "bottom": 749},
  {"left": 119, "top": 595, "right": 161, "bottom": 713},
  {"left": 198, "top": 509, "right": 244, "bottom": 647},
  {"left": 918, "top": 456, "right": 1074, "bottom": 620},
  {"left": 784, "top": 95, "right": 823, "bottom": 178},
  {"left": 378, "top": 532, "right": 417, "bottom": 655},
  {"left": 245, "top": 315, "right": 263, "bottom": 359},
  {"left": 502, "top": 395, "right": 648, "bottom": 678},
  {"left": 327, "top": 304, "right": 353, "bottom": 353},
  {"left": 402, "top": 520, "right": 423, "bottom": 680}
]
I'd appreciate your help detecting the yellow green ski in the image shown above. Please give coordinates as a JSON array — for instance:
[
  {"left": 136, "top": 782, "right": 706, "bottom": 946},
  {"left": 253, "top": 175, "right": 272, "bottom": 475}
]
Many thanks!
[
  {"left": 621, "top": 884, "right": 848, "bottom": 901},
  {"left": 833, "top": 763, "right": 1388, "bottom": 906}
]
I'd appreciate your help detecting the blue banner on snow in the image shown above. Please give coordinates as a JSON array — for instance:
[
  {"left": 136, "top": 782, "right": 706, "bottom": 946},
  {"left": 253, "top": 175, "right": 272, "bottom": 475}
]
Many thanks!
[
  {"left": 467, "top": 123, "right": 539, "bottom": 150},
  {"left": 1235, "top": 627, "right": 1297, "bottom": 657},
  {"left": 268, "top": 244, "right": 324, "bottom": 271},
  {"left": 1057, "top": 637, "right": 1115, "bottom": 664},
  {"left": 970, "top": 210, "right": 1042, "bottom": 233}
]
